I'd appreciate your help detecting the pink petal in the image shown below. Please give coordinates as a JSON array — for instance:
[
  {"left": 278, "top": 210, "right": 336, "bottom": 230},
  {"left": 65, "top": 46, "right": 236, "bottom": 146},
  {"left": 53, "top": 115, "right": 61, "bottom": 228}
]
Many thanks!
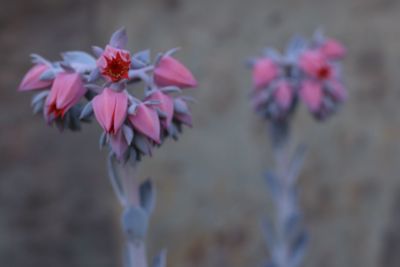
[
  {"left": 92, "top": 88, "right": 127, "bottom": 134},
  {"left": 110, "top": 129, "right": 129, "bottom": 160},
  {"left": 112, "top": 91, "right": 128, "bottom": 133},
  {"left": 54, "top": 73, "right": 86, "bottom": 110},
  {"left": 274, "top": 81, "right": 292, "bottom": 110},
  {"left": 154, "top": 56, "right": 197, "bottom": 88},
  {"left": 252, "top": 58, "right": 278, "bottom": 89},
  {"left": 129, "top": 103, "right": 161, "bottom": 143},
  {"left": 320, "top": 39, "right": 346, "bottom": 60},
  {"left": 18, "top": 64, "right": 52, "bottom": 91},
  {"left": 300, "top": 81, "right": 323, "bottom": 112},
  {"left": 97, "top": 45, "right": 131, "bottom": 66},
  {"left": 299, "top": 50, "right": 326, "bottom": 77},
  {"left": 146, "top": 91, "right": 174, "bottom": 128},
  {"left": 92, "top": 90, "right": 111, "bottom": 132}
]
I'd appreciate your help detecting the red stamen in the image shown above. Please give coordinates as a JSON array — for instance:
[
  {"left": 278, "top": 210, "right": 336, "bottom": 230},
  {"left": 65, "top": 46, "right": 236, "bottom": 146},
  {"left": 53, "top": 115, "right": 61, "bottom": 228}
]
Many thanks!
[
  {"left": 317, "top": 66, "right": 331, "bottom": 80},
  {"left": 48, "top": 102, "right": 65, "bottom": 118},
  {"left": 102, "top": 52, "right": 131, "bottom": 82}
]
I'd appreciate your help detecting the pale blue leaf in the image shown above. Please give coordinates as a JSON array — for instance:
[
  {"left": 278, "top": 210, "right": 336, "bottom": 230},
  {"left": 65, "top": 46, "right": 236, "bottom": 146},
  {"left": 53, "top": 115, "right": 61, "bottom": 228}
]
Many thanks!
[
  {"left": 139, "top": 179, "right": 156, "bottom": 214},
  {"left": 110, "top": 27, "right": 128, "bottom": 49},
  {"left": 122, "top": 206, "right": 149, "bottom": 241}
]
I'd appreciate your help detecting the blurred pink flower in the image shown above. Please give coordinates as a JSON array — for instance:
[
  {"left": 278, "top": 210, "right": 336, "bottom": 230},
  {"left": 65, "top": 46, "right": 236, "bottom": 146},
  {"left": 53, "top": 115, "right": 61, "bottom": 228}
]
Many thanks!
[
  {"left": 252, "top": 58, "right": 279, "bottom": 90},
  {"left": 299, "top": 80, "right": 322, "bottom": 112},
  {"left": 92, "top": 88, "right": 128, "bottom": 134},
  {"left": 299, "top": 50, "right": 346, "bottom": 118},
  {"left": 19, "top": 64, "right": 52, "bottom": 91},
  {"left": 319, "top": 38, "right": 346, "bottom": 60},
  {"left": 274, "top": 81, "right": 293, "bottom": 110},
  {"left": 299, "top": 50, "right": 335, "bottom": 81},
  {"left": 45, "top": 72, "right": 86, "bottom": 119},
  {"left": 97, "top": 45, "right": 131, "bottom": 82},
  {"left": 129, "top": 103, "right": 161, "bottom": 143},
  {"left": 154, "top": 56, "right": 197, "bottom": 88}
]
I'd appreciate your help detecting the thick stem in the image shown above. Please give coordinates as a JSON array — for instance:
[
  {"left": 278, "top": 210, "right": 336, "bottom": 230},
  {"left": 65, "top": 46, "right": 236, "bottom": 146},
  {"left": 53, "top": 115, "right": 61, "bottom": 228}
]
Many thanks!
[
  {"left": 274, "top": 143, "right": 291, "bottom": 267},
  {"left": 269, "top": 120, "right": 292, "bottom": 267},
  {"left": 265, "top": 121, "right": 307, "bottom": 267},
  {"left": 119, "top": 162, "right": 148, "bottom": 267}
]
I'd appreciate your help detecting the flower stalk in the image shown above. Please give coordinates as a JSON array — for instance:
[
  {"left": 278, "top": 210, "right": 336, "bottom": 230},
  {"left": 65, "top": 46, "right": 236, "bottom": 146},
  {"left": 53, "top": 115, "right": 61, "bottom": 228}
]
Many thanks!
[
  {"left": 263, "top": 121, "right": 308, "bottom": 267},
  {"left": 17, "top": 27, "right": 198, "bottom": 266},
  {"left": 247, "top": 30, "right": 346, "bottom": 267},
  {"left": 108, "top": 155, "right": 154, "bottom": 267}
]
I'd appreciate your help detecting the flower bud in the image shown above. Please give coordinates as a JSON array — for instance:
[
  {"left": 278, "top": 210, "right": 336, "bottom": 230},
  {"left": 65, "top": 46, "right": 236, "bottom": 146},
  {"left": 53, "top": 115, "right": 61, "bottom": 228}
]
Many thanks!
[
  {"left": 154, "top": 56, "right": 197, "bottom": 89},
  {"left": 252, "top": 58, "right": 279, "bottom": 90},
  {"left": 92, "top": 88, "right": 128, "bottom": 134},
  {"left": 19, "top": 64, "right": 52, "bottom": 91},
  {"left": 45, "top": 72, "right": 86, "bottom": 120},
  {"left": 129, "top": 103, "right": 161, "bottom": 143}
]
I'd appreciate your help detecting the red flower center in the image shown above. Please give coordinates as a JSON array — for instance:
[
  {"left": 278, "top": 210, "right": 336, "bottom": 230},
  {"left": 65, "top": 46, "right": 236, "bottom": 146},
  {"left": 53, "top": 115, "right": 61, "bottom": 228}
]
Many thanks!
[
  {"left": 102, "top": 53, "right": 131, "bottom": 82},
  {"left": 48, "top": 102, "right": 66, "bottom": 119},
  {"left": 317, "top": 65, "right": 331, "bottom": 80}
]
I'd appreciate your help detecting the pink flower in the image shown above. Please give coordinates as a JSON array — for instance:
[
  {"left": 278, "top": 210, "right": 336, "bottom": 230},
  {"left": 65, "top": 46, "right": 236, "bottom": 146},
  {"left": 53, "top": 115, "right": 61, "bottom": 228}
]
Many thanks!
[
  {"left": 92, "top": 88, "right": 128, "bottom": 134},
  {"left": 146, "top": 91, "right": 174, "bottom": 128},
  {"left": 251, "top": 80, "right": 294, "bottom": 120},
  {"left": 154, "top": 56, "right": 197, "bottom": 88},
  {"left": 45, "top": 72, "right": 86, "bottom": 119},
  {"left": 274, "top": 81, "right": 293, "bottom": 110},
  {"left": 129, "top": 103, "right": 161, "bottom": 143},
  {"left": 299, "top": 49, "right": 346, "bottom": 118},
  {"left": 319, "top": 38, "right": 346, "bottom": 60},
  {"left": 252, "top": 58, "right": 279, "bottom": 90},
  {"left": 299, "top": 80, "right": 322, "bottom": 112},
  {"left": 19, "top": 64, "right": 53, "bottom": 91},
  {"left": 97, "top": 45, "right": 131, "bottom": 82},
  {"left": 299, "top": 50, "right": 335, "bottom": 81}
]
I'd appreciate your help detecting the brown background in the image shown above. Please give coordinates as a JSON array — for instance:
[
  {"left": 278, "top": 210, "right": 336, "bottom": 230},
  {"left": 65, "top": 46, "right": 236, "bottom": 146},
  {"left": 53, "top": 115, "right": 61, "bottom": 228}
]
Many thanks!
[{"left": 1, "top": 0, "right": 400, "bottom": 266}]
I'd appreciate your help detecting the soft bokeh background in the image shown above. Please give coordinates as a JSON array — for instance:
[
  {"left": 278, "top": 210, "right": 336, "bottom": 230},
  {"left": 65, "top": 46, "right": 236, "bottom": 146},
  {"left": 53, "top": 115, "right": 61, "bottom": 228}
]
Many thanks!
[{"left": 2, "top": 0, "right": 400, "bottom": 266}]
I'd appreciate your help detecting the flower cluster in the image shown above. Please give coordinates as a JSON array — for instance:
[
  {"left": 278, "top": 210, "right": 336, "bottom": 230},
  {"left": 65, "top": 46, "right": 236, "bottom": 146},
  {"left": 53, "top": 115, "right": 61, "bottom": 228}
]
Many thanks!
[
  {"left": 18, "top": 28, "right": 198, "bottom": 162},
  {"left": 249, "top": 30, "right": 346, "bottom": 121}
]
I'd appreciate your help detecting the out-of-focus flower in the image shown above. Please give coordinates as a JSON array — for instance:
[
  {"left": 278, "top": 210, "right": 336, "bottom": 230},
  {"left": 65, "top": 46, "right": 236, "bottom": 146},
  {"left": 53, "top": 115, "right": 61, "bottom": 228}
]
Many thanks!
[
  {"left": 299, "top": 50, "right": 336, "bottom": 81},
  {"left": 19, "top": 64, "right": 53, "bottom": 91},
  {"left": 319, "top": 38, "right": 346, "bottom": 60},
  {"left": 154, "top": 56, "right": 197, "bottom": 88},
  {"left": 45, "top": 72, "right": 86, "bottom": 120},
  {"left": 248, "top": 31, "right": 346, "bottom": 122},
  {"left": 251, "top": 80, "right": 295, "bottom": 121},
  {"left": 97, "top": 45, "right": 131, "bottom": 82},
  {"left": 252, "top": 58, "right": 279, "bottom": 90},
  {"left": 299, "top": 50, "right": 346, "bottom": 119},
  {"left": 129, "top": 103, "right": 161, "bottom": 143},
  {"left": 249, "top": 52, "right": 297, "bottom": 121},
  {"left": 92, "top": 88, "right": 128, "bottom": 134}
]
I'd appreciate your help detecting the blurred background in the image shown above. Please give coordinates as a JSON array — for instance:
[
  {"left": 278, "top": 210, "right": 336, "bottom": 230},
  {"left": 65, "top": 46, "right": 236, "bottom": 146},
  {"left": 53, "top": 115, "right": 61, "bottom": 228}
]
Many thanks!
[{"left": 1, "top": 0, "right": 400, "bottom": 266}]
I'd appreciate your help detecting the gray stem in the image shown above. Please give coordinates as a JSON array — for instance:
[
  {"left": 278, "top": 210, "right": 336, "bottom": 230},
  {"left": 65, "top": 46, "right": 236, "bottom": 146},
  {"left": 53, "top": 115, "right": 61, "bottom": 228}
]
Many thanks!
[
  {"left": 120, "top": 162, "right": 148, "bottom": 267},
  {"left": 108, "top": 156, "right": 149, "bottom": 267}
]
